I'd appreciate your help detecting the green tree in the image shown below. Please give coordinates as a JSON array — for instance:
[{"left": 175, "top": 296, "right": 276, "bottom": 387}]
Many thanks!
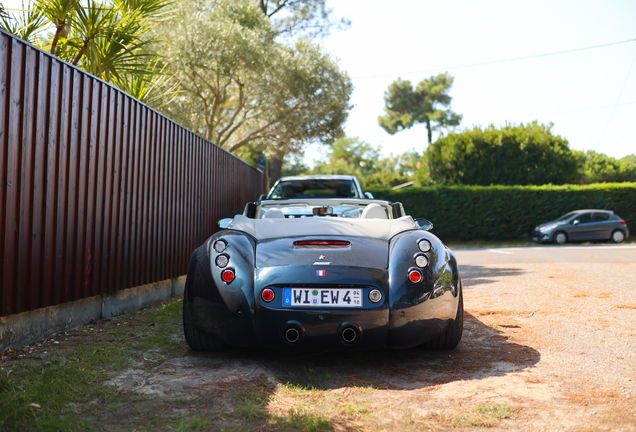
[
  {"left": 575, "top": 150, "right": 636, "bottom": 184},
  {"left": 0, "top": 0, "right": 48, "bottom": 41},
  {"left": 378, "top": 72, "right": 462, "bottom": 146},
  {"left": 159, "top": 0, "right": 351, "bottom": 165},
  {"left": 311, "top": 137, "right": 417, "bottom": 189},
  {"left": 423, "top": 122, "right": 579, "bottom": 186},
  {"left": 0, "top": 0, "right": 174, "bottom": 106},
  {"left": 258, "top": 0, "right": 349, "bottom": 39},
  {"left": 621, "top": 154, "right": 636, "bottom": 165},
  {"left": 264, "top": 38, "right": 352, "bottom": 183}
]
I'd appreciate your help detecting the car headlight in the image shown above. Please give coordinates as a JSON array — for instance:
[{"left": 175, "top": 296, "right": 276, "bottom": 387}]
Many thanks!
[{"left": 538, "top": 226, "right": 550, "bottom": 233}]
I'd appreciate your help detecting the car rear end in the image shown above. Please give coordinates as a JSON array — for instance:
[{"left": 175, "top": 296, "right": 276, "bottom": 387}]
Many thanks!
[
  {"left": 252, "top": 231, "right": 461, "bottom": 350},
  {"left": 253, "top": 237, "right": 390, "bottom": 349}
]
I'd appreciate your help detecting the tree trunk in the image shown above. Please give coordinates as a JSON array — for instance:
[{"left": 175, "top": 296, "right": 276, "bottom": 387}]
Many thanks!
[
  {"left": 72, "top": 42, "right": 89, "bottom": 66},
  {"left": 426, "top": 118, "right": 432, "bottom": 144},
  {"left": 269, "top": 143, "right": 288, "bottom": 186}
]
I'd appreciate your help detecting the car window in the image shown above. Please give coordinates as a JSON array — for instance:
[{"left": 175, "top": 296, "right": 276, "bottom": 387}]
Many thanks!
[
  {"left": 269, "top": 179, "right": 359, "bottom": 199},
  {"left": 574, "top": 213, "right": 592, "bottom": 224},
  {"left": 555, "top": 211, "right": 578, "bottom": 222},
  {"left": 593, "top": 213, "right": 611, "bottom": 222}
]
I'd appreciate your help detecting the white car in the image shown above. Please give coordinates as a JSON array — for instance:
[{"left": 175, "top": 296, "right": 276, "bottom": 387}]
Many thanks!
[{"left": 265, "top": 175, "right": 374, "bottom": 200}]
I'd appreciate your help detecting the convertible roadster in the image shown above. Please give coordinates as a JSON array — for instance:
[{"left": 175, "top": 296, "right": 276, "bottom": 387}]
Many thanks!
[{"left": 183, "top": 197, "right": 463, "bottom": 351}]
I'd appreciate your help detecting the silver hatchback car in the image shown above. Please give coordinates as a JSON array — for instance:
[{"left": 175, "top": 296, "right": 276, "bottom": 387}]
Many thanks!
[{"left": 532, "top": 209, "right": 630, "bottom": 244}]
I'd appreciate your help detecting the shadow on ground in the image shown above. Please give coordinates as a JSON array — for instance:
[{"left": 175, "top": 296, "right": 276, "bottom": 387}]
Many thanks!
[
  {"left": 104, "top": 311, "right": 540, "bottom": 430},
  {"left": 459, "top": 264, "right": 526, "bottom": 288}
]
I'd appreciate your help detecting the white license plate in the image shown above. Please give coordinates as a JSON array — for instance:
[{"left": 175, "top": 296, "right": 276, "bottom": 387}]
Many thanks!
[{"left": 283, "top": 288, "right": 362, "bottom": 308}]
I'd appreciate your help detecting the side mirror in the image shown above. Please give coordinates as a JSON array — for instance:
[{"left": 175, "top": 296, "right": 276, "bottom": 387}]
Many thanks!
[
  {"left": 258, "top": 194, "right": 266, "bottom": 201},
  {"left": 572, "top": 220, "right": 580, "bottom": 226},
  {"left": 364, "top": 192, "right": 374, "bottom": 199},
  {"left": 218, "top": 218, "right": 233, "bottom": 229},
  {"left": 414, "top": 218, "right": 433, "bottom": 231}
]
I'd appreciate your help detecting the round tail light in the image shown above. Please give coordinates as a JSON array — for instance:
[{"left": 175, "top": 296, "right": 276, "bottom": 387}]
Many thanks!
[
  {"left": 261, "top": 289, "right": 275, "bottom": 302},
  {"left": 408, "top": 269, "right": 422, "bottom": 283},
  {"left": 215, "top": 254, "right": 229, "bottom": 268},
  {"left": 417, "top": 239, "right": 432, "bottom": 253},
  {"left": 414, "top": 254, "right": 429, "bottom": 268},
  {"left": 214, "top": 240, "right": 227, "bottom": 253},
  {"left": 221, "top": 269, "right": 235, "bottom": 283}
]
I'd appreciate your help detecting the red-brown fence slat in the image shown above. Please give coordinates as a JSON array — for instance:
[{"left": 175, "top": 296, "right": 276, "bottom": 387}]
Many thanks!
[
  {"left": 0, "top": 30, "right": 264, "bottom": 317},
  {"left": 17, "top": 45, "right": 36, "bottom": 313},
  {"left": 2, "top": 38, "right": 25, "bottom": 314}
]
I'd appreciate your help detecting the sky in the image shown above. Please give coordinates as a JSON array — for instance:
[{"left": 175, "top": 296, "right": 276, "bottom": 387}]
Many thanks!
[
  {"left": 3, "top": 0, "right": 635, "bottom": 167},
  {"left": 304, "top": 0, "right": 636, "bottom": 166}
]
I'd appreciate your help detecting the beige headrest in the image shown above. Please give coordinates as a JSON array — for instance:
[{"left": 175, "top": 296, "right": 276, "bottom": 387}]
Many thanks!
[
  {"left": 361, "top": 203, "right": 388, "bottom": 219},
  {"left": 263, "top": 208, "right": 285, "bottom": 218}
]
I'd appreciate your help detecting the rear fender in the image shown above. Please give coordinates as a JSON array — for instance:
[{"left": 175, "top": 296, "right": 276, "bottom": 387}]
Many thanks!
[
  {"left": 387, "top": 230, "right": 460, "bottom": 347},
  {"left": 186, "top": 231, "right": 257, "bottom": 346}
]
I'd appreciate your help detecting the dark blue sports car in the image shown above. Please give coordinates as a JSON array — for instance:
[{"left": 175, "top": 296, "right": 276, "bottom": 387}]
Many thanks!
[{"left": 183, "top": 198, "right": 463, "bottom": 351}]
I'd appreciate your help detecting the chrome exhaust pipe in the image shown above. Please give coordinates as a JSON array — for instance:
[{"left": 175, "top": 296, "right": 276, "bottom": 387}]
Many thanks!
[
  {"left": 285, "top": 326, "right": 300, "bottom": 343},
  {"left": 339, "top": 324, "right": 360, "bottom": 345},
  {"left": 341, "top": 327, "right": 357, "bottom": 343},
  {"left": 282, "top": 321, "right": 304, "bottom": 344}
]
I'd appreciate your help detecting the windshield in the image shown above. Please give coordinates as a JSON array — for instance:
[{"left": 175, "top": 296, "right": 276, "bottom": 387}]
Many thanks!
[
  {"left": 268, "top": 179, "right": 359, "bottom": 199},
  {"left": 554, "top": 211, "right": 578, "bottom": 222}
]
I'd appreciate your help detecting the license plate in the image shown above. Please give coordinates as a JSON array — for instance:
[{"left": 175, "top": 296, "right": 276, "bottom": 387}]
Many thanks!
[{"left": 283, "top": 288, "right": 362, "bottom": 308}]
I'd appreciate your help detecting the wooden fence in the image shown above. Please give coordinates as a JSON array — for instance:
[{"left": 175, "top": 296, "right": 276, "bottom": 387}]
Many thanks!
[{"left": 0, "top": 30, "right": 264, "bottom": 317}]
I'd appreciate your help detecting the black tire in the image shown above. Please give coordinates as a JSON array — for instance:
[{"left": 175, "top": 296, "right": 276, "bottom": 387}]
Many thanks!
[
  {"left": 611, "top": 229, "right": 626, "bottom": 243},
  {"left": 183, "top": 265, "right": 227, "bottom": 352},
  {"left": 420, "top": 284, "right": 463, "bottom": 350},
  {"left": 553, "top": 231, "right": 568, "bottom": 245}
]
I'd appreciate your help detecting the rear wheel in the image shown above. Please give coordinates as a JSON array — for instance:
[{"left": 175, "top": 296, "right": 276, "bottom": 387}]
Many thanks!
[
  {"left": 553, "top": 231, "right": 567, "bottom": 245},
  {"left": 183, "top": 265, "right": 227, "bottom": 352},
  {"left": 611, "top": 229, "right": 626, "bottom": 243},
  {"left": 420, "top": 284, "right": 463, "bottom": 350}
]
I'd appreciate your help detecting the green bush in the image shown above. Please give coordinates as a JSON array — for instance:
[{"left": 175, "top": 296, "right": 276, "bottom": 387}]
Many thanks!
[
  {"left": 369, "top": 183, "right": 636, "bottom": 241},
  {"left": 423, "top": 122, "right": 579, "bottom": 186}
]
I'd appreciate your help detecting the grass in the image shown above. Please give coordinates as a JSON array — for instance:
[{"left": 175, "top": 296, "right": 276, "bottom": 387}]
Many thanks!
[
  {"left": 174, "top": 418, "right": 214, "bottom": 432},
  {"left": 232, "top": 385, "right": 270, "bottom": 422},
  {"left": 338, "top": 402, "right": 369, "bottom": 415},
  {"left": 0, "top": 299, "right": 186, "bottom": 431},
  {"left": 452, "top": 404, "right": 512, "bottom": 427},
  {"left": 1, "top": 296, "right": 515, "bottom": 431},
  {"left": 282, "top": 365, "right": 333, "bottom": 390},
  {"left": 233, "top": 384, "right": 335, "bottom": 431},
  {"left": 273, "top": 405, "right": 333, "bottom": 431}
]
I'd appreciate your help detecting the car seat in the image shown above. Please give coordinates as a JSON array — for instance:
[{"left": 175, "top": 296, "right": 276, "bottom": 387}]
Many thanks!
[{"left": 361, "top": 203, "right": 387, "bottom": 219}]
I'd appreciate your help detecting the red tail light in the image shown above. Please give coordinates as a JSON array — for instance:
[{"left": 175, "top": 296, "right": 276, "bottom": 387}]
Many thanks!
[
  {"left": 408, "top": 269, "right": 422, "bottom": 283},
  {"left": 621, "top": 221, "right": 627, "bottom": 226},
  {"left": 293, "top": 241, "right": 350, "bottom": 246},
  {"left": 221, "top": 269, "right": 235, "bottom": 283},
  {"left": 261, "top": 289, "right": 275, "bottom": 302}
]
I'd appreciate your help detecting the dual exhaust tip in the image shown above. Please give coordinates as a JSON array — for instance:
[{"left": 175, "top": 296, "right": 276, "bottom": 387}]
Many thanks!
[{"left": 282, "top": 321, "right": 360, "bottom": 346}]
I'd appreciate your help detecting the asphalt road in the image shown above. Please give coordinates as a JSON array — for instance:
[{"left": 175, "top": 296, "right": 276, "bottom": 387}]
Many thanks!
[{"left": 453, "top": 244, "right": 636, "bottom": 264}]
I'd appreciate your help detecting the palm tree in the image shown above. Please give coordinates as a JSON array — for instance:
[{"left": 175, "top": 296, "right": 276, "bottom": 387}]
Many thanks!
[{"left": 0, "top": 0, "right": 175, "bottom": 107}]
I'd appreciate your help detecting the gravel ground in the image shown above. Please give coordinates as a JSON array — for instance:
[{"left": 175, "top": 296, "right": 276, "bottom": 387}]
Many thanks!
[
  {"left": 453, "top": 247, "right": 636, "bottom": 431},
  {"left": 3, "top": 246, "right": 636, "bottom": 431}
]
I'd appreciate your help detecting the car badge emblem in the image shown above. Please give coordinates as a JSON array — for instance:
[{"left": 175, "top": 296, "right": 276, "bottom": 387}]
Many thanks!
[
  {"left": 319, "top": 255, "right": 325, "bottom": 260},
  {"left": 316, "top": 270, "right": 326, "bottom": 276}
]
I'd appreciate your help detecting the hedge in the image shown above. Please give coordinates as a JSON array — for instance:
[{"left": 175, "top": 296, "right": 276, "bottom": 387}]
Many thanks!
[{"left": 367, "top": 183, "right": 636, "bottom": 241}]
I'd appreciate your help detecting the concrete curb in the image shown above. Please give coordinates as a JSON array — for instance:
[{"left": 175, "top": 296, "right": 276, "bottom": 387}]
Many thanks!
[{"left": 0, "top": 276, "right": 186, "bottom": 351}]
